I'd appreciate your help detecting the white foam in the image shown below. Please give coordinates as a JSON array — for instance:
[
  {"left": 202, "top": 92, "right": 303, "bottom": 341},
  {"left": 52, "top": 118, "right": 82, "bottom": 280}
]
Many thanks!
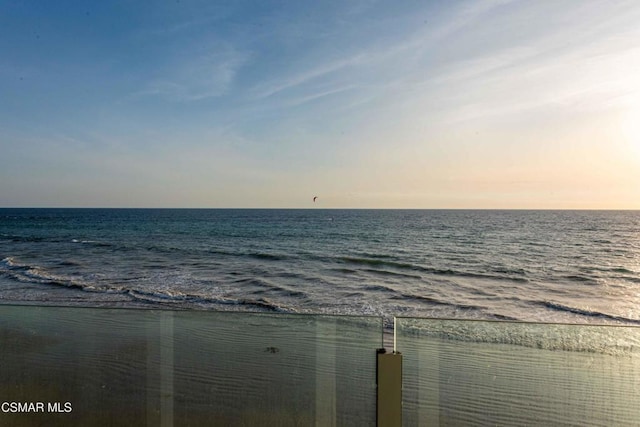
[{"left": 1, "top": 257, "right": 17, "bottom": 268}]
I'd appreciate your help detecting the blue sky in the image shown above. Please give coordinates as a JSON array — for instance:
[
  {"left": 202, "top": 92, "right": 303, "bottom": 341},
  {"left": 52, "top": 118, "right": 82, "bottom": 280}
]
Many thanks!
[{"left": 2, "top": 0, "right": 639, "bottom": 208}]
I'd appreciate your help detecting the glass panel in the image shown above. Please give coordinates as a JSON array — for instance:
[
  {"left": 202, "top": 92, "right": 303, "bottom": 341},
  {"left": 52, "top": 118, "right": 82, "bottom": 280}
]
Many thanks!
[
  {"left": 396, "top": 317, "right": 640, "bottom": 426},
  {"left": 0, "top": 305, "right": 381, "bottom": 426},
  {"left": 170, "top": 311, "right": 381, "bottom": 426}
]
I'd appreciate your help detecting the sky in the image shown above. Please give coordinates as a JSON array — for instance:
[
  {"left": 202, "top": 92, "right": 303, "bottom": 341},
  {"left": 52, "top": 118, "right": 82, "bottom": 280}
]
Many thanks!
[{"left": 1, "top": 0, "right": 639, "bottom": 209}]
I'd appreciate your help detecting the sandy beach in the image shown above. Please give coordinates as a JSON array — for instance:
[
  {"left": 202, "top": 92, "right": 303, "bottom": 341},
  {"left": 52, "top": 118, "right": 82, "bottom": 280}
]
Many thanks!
[
  {"left": 398, "top": 318, "right": 640, "bottom": 426},
  {"left": 0, "top": 305, "right": 381, "bottom": 426},
  {"left": 3, "top": 304, "right": 640, "bottom": 426}
]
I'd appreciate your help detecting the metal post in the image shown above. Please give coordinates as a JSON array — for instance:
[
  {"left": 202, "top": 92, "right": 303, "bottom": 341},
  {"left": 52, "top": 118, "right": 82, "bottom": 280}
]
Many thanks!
[{"left": 377, "top": 348, "right": 402, "bottom": 427}]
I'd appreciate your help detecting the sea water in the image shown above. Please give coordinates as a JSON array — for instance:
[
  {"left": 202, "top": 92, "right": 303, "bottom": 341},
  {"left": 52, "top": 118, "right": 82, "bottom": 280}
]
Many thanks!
[{"left": 1, "top": 209, "right": 639, "bottom": 328}]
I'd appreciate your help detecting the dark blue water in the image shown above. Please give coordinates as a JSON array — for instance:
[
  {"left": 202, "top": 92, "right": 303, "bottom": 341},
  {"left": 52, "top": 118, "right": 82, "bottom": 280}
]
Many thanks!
[{"left": 1, "top": 209, "right": 639, "bottom": 327}]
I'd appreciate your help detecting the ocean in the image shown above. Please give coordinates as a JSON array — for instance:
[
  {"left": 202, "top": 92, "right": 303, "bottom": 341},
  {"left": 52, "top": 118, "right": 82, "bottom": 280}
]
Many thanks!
[{"left": 1, "top": 208, "right": 639, "bottom": 329}]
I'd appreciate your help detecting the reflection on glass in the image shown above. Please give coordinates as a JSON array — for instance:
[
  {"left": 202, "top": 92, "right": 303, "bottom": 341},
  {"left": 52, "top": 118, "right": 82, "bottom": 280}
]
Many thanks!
[
  {"left": 396, "top": 318, "right": 640, "bottom": 426},
  {"left": 0, "top": 305, "right": 381, "bottom": 426}
]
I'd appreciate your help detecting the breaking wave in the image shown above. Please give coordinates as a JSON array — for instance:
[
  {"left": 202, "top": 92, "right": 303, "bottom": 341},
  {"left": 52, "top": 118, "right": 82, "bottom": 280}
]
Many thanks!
[
  {"left": 337, "top": 256, "right": 529, "bottom": 282},
  {"left": 538, "top": 301, "right": 640, "bottom": 325},
  {"left": 0, "top": 257, "right": 292, "bottom": 313}
]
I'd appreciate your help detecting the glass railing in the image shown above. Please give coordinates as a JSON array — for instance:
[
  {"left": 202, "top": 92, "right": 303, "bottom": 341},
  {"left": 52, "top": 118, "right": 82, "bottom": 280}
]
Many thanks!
[
  {"left": 0, "top": 305, "right": 382, "bottom": 426},
  {"left": 396, "top": 317, "right": 640, "bottom": 426},
  {"left": 3, "top": 305, "right": 640, "bottom": 426}
]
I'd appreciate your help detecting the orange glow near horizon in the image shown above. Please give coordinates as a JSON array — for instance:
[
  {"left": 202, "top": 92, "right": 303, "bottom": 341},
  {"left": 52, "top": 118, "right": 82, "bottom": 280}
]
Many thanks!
[{"left": 621, "top": 110, "right": 640, "bottom": 161}]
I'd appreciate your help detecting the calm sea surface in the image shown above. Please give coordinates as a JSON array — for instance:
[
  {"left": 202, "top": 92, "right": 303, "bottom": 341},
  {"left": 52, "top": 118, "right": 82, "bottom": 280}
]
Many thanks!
[{"left": 1, "top": 209, "right": 639, "bottom": 328}]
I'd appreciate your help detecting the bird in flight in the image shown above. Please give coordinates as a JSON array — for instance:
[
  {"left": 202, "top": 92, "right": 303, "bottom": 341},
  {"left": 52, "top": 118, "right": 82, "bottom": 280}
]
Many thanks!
[{"left": 313, "top": 196, "right": 318, "bottom": 203}]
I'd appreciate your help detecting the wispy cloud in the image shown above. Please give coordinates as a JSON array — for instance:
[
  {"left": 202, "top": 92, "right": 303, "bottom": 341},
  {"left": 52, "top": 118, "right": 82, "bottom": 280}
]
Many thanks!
[
  {"left": 251, "top": 54, "right": 366, "bottom": 100},
  {"left": 140, "top": 43, "right": 250, "bottom": 102},
  {"left": 284, "top": 84, "right": 359, "bottom": 107},
  {"left": 245, "top": 0, "right": 523, "bottom": 112},
  {"left": 388, "top": 0, "right": 640, "bottom": 125},
  {"left": 428, "top": 0, "right": 519, "bottom": 43}
]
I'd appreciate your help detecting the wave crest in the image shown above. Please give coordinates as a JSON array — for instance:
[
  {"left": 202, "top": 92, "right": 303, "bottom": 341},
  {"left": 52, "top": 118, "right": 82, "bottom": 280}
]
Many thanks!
[{"left": 538, "top": 301, "right": 640, "bottom": 325}]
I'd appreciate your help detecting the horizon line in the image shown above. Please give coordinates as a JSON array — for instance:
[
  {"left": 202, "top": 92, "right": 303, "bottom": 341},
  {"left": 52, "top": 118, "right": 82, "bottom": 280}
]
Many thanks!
[{"left": 1, "top": 207, "right": 639, "bottom": 211}]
